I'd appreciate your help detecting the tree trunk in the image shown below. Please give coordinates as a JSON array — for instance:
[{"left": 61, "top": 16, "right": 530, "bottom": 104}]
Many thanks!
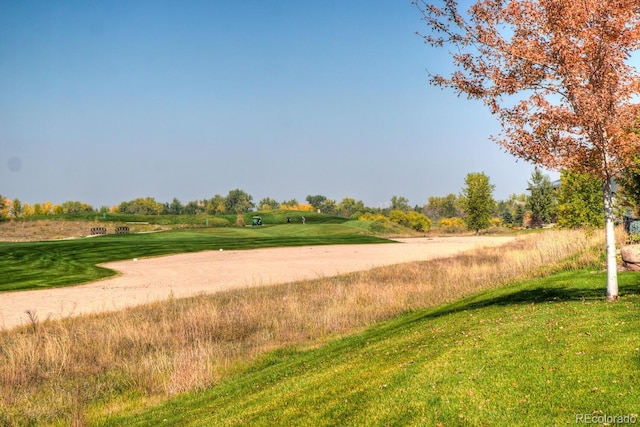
[{"left": 603, "top": 177, "right": 618, "bottom": 302}]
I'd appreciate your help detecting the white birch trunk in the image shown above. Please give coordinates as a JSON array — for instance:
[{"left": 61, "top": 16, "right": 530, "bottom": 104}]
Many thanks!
[{"left": 603, "top": 177, "right": 618, "bottom": 302}]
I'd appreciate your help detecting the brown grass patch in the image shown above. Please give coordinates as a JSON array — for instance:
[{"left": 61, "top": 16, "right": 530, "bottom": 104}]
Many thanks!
[{"left": 0, "top": 219, "right": 165, "bottom": 242}]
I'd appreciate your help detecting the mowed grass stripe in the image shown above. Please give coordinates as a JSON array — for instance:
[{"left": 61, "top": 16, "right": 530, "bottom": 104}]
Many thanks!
[{"left": 0, "top": 225, "right": 391, "bottom": 292}]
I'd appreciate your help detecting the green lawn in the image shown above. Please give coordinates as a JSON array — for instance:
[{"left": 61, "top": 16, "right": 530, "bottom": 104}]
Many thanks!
[
  {"left": 0, "top": 223, "right": 391, "bottom": 292},
  {"left": 101, "top": 270, "right": 640, "bottom": 426},
  {"left": 16, "top": 210, "right": 351, "bottom": 226}
]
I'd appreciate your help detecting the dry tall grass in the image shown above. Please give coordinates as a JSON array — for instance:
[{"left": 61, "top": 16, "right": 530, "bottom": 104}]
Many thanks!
[{"left": 0, "top": 229, "right": 609, "bottom": 425}]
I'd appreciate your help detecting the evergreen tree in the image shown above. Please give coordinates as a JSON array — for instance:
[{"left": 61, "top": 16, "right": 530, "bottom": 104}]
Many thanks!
[
  {"left": 526, "top": 168, "right": 557, "bottom": 227},
  {"left": 497, "top": 201, "right": 514, "bottom": 226},
  {"left": 514, "top": 204, "right": 525, "bottom": 227},
  {"left": 618, "top": 160, "right": 640, "bottom": 216},
  {"left": 167, "top": 198, "right": 184, "bottom": 215}
]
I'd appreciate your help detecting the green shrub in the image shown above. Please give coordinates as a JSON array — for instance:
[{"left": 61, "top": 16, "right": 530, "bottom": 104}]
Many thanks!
[{"left": 369, "top": 218, "right": 394, "bottom": 233}]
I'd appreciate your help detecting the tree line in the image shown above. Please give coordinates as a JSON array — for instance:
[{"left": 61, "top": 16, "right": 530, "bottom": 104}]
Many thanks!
[{"left": 4, "top": 167, "right": 639, "bottom": 235}]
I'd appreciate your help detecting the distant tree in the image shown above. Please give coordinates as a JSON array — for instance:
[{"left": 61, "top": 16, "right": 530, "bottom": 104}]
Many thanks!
[
  {"left": 22, "top": 203, "right": 34, "bottom": 216},
  {"left": 460, "top": 172, "right": 495, "bottom": 234},
  {"left": 224, "top": 189, "right": 254, "bottom": 214},
  {"left": 32, "top": 203, "right": 43, "bottom": 216},
  {"left": 336, "top": 197, "right": 365, "bottom": 218},
  {"left": 58, "top": 200, "right": 94, "bottom": 214},
  {"left": 258, "top": 197, "right": 280, "bottom": 211},
  {"left": 0, "top": 196, "right": 10, "bottom": 219},
  {"left": 42, "top": 202, "right": 53, "bottom": 215},
  {"left": 206, "top": 195, "right": 226, "bottom": 215},
  {"left": 390, "top": 195, "right": 411, "bottom": 212},
  {"left": 321, "top": 198, "right": 337, "bottom": 215},
  {"left": 280, "top": 199, "right": 303, "bottom": 210},
  {"left": 499, "top": 194, "right": 528, "bottom": 227},
  {"left": 497, "top": 201, "right": 514, "bottom": 226},
  {"left": 423, "top": 194, "right": 461, "bottom": 220},
  {"left": 166, "top": 198, "right": 184, "bottom": 215},
  {"left": 183, "top": 200, "right": 204, "bottom": 215},
  {"left": 514, "top": 204, "right": 525, "bottom": 227},
  {"left": 526, "top": 168, "right": 557, "bottom": 227},
  {"left": 556, "top": 170, "right": 604, "bottom": 229},
  {"left": 306, "top": 195, "right": 327, "bottom": 212},
  {"left": 294, "top": 203, "right": 315, "bottom": 212},
  {"left": 280, "top": 199, "right": 299, "bottom": 208},
  {"left": 511, "top": 194, "right": 527, "bottom": 204},
  {"left": 118, "top": 198, "right": 160, "bottom": 215},
  {"left": 11, "top": 198, "right": 22, "bottom": 218}
]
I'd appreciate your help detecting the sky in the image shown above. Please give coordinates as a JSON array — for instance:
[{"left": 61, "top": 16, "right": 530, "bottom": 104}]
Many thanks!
[{"left": 0, "top": 0, "right": 556, "bottom": 209}]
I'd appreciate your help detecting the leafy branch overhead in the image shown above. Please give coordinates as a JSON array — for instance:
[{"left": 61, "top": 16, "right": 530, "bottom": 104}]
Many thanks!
[{"left": 415, "top": 0, "right": 640, "bottom": 176}]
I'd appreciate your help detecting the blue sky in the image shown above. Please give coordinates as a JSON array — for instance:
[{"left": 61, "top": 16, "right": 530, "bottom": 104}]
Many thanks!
[{"left": 0, "top": 1, "right": 553, "bottom": 209}]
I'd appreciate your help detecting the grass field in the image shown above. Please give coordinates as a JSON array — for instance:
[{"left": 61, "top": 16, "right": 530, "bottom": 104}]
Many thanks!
[
  {"left": 0, "top": 221, "right": 390, "bottom": 292},
  {"left": 102, "top": 269, "right": 640, "bottom": 427},
  {"left": 0, "top": 228, "right": 624, "bottom": 426},
  {"left": 0, "top": 210, "right": 360, "bottom": 229}
]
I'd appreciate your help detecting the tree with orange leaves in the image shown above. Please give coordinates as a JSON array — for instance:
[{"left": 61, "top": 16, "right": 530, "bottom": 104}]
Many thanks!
[{"left": 415, "top": 0, "right": 640, "bottom": 301}]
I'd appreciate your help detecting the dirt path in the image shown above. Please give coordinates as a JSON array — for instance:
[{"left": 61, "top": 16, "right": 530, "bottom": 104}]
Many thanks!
[{"left": 0, "top": 236, "right": 515, "bottom": 330}]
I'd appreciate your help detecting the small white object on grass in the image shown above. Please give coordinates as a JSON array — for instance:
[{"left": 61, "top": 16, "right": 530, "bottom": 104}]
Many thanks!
[{"left": 219, "top": 248, "right": 223, "bottom": 251}]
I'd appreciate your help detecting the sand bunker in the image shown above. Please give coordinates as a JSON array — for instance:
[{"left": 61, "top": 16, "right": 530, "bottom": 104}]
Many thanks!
[{"left": 0, "top": 236, "right": 515, "bottom": 330}]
